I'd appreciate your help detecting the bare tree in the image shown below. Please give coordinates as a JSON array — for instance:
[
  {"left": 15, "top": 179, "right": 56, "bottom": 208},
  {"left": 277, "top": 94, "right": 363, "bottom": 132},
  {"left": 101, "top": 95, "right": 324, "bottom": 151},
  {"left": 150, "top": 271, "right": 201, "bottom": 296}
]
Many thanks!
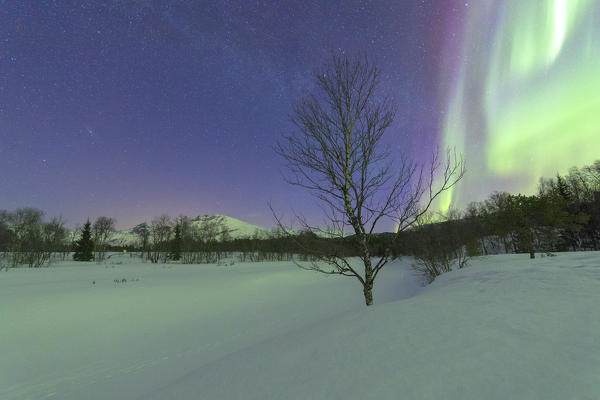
[
  {"left": 178, "top": 216, "right": 197, "bottom": 264},
  {"left": 43, "top": 216, "right": 67, "bottom": 262},
  {"left": 195, "top": 215, "right": 230, "bottom": 263},
  {"left": 9, "top": 208, "right": 44, "bottom": 267},
  {"left": 408, "top": 210, "right": 472, "bottom": 284},
  {"left": 582, "top": 160, "right": 600, "bottom": 191},
  {"left": 0, "top": 210, "right": 12, "bottom": 271},
  {"left": 149, "top": 214, "right": 172, "bottom": 263},
  {"left": 6, "top": 208, "right": 66, "bottom": 268},
  {"left": 92, "top": 216, "right": 116, "bottom": 262},
  {"left": 134, "top": 223, "right": 151, "bottom": 260},
  {"left": 274, "top": 55, "right": 465, "bottom": 306}
]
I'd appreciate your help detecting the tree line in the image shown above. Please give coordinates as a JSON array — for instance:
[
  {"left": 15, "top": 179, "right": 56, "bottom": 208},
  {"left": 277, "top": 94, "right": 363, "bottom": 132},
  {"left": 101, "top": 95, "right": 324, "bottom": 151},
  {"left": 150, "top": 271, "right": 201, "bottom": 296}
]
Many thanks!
[
  {"left": 0, "top": 208, "right": 67, "bottom": 269},
  {"left": 3, "top": 158, "right": 596, "bottom": 273},
  {"left": 122, "top": 216, "right": 359, "bottom": 265},
  {"left": 0, "top": 211, "right": 360, "bottom": 270},
  {"left": 385, "top": 160, "right": 600, "bottom": 283},
  {"left": 0, "top": 211, "right": 117, "bottom": 269}
]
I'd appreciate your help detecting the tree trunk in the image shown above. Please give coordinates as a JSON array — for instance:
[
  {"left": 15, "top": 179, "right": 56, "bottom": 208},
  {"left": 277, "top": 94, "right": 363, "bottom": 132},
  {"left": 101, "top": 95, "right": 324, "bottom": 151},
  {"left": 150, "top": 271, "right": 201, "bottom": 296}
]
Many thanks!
[
  {"left": 502, "top": 237, "right": 511, "bottom": 253},
  {"left": 510, "top": 234, "right": 518, "bottom": 253},
  {"left": 480, "top": 238, "right": 488, "bottom": 255},
  {"left": 529, "top": 250, "right": 535, "bottom": 259},
  {"left": 363, "top": 281, "right": 374, "bottom": 306},
  {"left": 359, "top": 237, "right": 375, "bottom": 307}
]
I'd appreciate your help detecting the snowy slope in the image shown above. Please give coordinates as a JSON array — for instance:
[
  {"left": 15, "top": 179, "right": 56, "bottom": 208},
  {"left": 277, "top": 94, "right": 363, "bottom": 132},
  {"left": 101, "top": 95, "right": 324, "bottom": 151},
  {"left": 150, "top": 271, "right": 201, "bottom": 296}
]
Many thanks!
[
  {"left": 202, "top": 214, "right": 271, "bottom": 238},
  {"left": 152, "top": 253, "right": 600, "bottom": 400},
  {"left": 1, "top": 253, "right": 599, "bottom": 399}
]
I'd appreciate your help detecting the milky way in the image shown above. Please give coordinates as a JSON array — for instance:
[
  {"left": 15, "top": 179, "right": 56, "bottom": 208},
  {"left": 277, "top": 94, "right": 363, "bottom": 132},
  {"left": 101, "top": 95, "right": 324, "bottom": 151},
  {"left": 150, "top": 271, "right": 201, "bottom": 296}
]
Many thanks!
[{"left": 437, "top": 0, "right": 600, "bottom": 212}]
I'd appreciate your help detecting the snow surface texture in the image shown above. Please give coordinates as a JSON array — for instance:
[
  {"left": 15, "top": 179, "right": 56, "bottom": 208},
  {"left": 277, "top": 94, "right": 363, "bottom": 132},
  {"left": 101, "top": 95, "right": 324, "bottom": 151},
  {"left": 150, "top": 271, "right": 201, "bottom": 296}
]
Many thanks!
[{"left": 1, "top": 253, "right": 599, "bottom": 399}]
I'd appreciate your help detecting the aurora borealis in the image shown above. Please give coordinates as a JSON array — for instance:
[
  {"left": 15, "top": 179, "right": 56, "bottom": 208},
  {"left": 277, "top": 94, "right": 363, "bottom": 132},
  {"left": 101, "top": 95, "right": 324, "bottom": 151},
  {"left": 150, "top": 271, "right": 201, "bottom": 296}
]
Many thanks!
[
  {"left": 1, "top": 1, "right": 599, "bottom": 230},
  {"left": 437, "top": 0, "right": 600, "bottom": 212}
]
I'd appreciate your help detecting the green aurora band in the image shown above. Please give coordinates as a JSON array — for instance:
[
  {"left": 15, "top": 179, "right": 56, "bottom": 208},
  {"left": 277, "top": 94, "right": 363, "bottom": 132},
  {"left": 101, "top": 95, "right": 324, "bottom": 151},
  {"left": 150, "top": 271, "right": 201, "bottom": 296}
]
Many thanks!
[{"left": 437, "top": 0, "right": 600, "bottom": 213}]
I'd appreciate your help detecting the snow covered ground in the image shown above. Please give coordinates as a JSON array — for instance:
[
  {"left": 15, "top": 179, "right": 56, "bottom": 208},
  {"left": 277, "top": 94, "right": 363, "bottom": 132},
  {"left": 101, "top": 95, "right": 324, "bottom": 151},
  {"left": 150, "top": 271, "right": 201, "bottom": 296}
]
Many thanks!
[{"left": 1, "top": 252, "right": 599, "bottom": 399}]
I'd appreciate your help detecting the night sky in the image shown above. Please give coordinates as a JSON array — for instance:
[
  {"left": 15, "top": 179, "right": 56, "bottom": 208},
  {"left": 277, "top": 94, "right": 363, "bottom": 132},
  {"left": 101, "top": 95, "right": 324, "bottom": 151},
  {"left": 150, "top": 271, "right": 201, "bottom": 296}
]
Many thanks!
[{"left": 2, "top": 1, "right": 599, "bottom": 230}]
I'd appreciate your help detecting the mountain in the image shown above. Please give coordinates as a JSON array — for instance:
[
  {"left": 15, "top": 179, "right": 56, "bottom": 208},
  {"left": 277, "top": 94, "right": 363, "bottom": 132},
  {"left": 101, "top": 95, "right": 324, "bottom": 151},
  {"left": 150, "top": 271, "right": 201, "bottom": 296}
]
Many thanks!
[
  {"left": 107, "top": 215, "right": 271, "bottom": 247},
  {"left": 193, "top": 214, "right": 271, "bottom": 239}
]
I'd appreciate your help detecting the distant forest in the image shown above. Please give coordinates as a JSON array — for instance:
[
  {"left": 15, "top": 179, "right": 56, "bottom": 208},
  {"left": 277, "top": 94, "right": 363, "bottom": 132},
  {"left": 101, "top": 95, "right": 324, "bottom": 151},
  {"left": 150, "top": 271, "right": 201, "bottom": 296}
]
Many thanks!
[{"left": 1, "top": 159, "right": 599, "bottom": 281}]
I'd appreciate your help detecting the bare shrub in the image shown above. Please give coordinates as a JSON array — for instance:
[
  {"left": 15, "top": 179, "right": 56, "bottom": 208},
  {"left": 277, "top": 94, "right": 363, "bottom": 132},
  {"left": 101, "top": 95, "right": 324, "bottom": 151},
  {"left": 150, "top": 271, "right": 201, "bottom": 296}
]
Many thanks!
[{"left": 406, "top": 211, "right": 472, "bottom": 284}]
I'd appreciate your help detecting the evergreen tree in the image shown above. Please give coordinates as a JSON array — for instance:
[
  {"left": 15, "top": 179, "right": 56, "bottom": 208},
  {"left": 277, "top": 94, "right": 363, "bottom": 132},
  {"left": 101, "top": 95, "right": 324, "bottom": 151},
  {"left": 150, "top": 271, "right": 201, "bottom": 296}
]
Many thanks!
[
  {"left": 73, "top": 219, "right": 94, "bottom": 261},
  {"left": 169, "top": 223, "right": 182, "bottom": 261}
]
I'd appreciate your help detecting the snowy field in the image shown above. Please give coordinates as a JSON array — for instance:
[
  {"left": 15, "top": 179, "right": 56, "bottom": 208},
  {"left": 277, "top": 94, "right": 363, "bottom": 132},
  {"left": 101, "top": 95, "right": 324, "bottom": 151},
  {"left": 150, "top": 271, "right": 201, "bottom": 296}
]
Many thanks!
[{"left": 1, "top": 252, "right": 599, "bottom": 399}]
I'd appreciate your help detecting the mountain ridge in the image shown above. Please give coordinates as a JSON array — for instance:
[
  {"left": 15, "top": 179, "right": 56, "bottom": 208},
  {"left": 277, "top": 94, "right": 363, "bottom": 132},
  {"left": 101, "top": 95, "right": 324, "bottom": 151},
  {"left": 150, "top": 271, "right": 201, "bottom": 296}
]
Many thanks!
[{"left": 108, "top": 214, "right": 272, "bottom": 246}]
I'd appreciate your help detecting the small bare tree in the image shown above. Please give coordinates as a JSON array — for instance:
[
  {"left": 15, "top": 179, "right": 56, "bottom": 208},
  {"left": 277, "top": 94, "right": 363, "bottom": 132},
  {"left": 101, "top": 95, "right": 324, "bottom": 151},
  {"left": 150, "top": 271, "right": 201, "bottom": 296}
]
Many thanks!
[
  {"left": 275, "top": 55, "right": 465, "bottom": 306},
  {"left": 582, "top": 160, "right": 600, "bottom": 191},
  {"left": 149, "top": 214, "right": 172, "bottom": 263},
  {"left": 92, "top": 216, "right": 116, "bottom": 262},
  {"left": 196, "top": 215, "right": 230, "bottom": 263},
  {"left": 43, "top": 216, "right": 67, "bottom": 263},
  {"left": 0, "top": 210, "right": 10, "bottom": 271},
  {"left": 7, "top": 208, "right": 66, "bottom": 268},
  {"left": 408, "top": 210, "right": 471, "bottom": 284},
  {"left": 135, "top": 223, "right": 151, "bottom": 260}
]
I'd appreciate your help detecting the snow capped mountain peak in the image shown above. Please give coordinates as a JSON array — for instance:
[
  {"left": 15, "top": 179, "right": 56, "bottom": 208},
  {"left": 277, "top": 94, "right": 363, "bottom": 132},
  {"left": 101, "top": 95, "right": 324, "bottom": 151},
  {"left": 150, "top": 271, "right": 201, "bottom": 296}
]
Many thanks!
[{"left": 191, "top": 214, "right": 270, "bottom": 238}]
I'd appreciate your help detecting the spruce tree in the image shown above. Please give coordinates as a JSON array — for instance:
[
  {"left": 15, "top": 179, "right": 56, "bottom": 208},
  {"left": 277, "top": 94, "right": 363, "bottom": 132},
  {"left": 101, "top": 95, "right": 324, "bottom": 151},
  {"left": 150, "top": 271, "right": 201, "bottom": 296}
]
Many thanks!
[{"left": 73, "top": 219, "right": 94, "bottom": 261}]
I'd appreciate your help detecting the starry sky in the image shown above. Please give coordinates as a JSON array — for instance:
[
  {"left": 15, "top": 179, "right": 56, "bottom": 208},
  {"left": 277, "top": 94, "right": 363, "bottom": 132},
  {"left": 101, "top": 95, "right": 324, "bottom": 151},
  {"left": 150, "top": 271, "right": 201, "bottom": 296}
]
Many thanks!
[{"left": 1, "top": 1, "right": 599, "bottom": 230}]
